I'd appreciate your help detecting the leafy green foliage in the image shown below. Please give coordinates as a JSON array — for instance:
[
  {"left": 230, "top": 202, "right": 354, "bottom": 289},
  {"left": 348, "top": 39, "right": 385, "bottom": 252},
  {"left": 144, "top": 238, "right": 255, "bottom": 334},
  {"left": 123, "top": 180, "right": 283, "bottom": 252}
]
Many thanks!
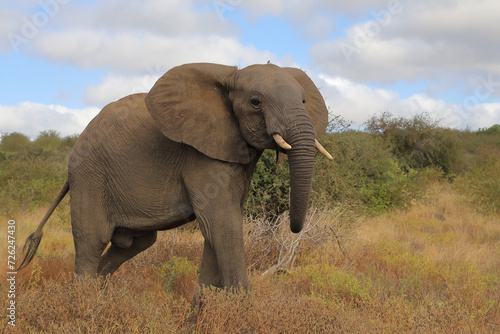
[
  {"left": 314, "top": 132, "right": 440, "bottom": 213},
  {"left": 0, "top": 156, "right": 67, "bottom": 214},
  {"left": 0, "top": 130, "right": 75, "bottom": 214},
  {"left": 33, "top": 130, "right": 64, "bottom": 156},
  {"left": 155, "top": 256, "right": 197, "bottom": 295},
  {"left": 245, "top": 130, "right": 440, "bottom": 216},
  {"left": 477, "top": 124, "right": 500, "bottom": 135},
  {"left": 2, "top": 119, "right": 499, "bottom": 218},
  {"left": 61, "top": 134, "right": 79, "bottom": 148},
  {"left": 455, "top": 155, "right": 500, "bottom": 214},
  {"left": 365, "top": 112, "right": 459, "bottom": 174},
  {"left": 1, "top": 130, "right": 78, "bottom": 161},
  {"left": 0, "top": 132, "right": 31, "bottom": 158},
  {"left": 246, "top": 150, "right": 290, "bottom": 218}
]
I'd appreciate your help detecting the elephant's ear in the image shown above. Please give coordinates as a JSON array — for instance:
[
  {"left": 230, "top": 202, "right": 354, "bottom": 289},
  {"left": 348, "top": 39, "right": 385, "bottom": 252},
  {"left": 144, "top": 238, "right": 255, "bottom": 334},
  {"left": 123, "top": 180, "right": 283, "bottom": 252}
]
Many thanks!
[
  {"left": 145, "top": 63, "right": 251, "bottom": 164},
  {"left": 284, "top": 67, "right": 329, "bottom": 137}
]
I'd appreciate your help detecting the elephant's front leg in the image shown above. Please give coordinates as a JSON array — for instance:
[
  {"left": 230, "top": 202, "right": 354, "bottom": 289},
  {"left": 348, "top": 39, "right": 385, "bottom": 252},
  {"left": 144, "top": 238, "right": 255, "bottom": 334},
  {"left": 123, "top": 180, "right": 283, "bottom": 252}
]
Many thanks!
[
  {"left": 196, "top": 210, "right": 249, "bottom": 291},
  {"left": 190, "top": 236, "right": 247, "bottom": 315},
  {"left": 198, "top": 240, "right": 222, "bottom": 288},
  {"left": 186, "top": 159, "right": 252, "bottom": 291}
]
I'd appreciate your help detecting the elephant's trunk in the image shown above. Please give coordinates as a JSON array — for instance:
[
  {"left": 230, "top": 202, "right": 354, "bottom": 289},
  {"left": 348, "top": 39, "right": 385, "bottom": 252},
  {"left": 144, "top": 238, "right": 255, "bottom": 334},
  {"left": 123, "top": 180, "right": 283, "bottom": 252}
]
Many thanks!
[{"left": 284, "top": 114, "right": 316, "bottom": 233}]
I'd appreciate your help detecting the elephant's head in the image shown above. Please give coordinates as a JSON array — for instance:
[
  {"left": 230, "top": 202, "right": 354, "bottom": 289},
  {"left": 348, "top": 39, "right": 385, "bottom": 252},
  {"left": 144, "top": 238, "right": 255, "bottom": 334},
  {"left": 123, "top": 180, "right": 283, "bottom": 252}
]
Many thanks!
[{"left": 145, "top": 63, "right": 331, "bottom": 233}]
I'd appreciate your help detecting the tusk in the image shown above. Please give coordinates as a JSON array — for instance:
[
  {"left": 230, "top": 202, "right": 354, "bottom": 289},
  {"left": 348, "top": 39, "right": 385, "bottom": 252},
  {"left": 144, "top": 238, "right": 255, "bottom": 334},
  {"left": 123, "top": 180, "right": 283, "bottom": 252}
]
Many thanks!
[
  {"left": 273, "top": 134, "right": 292, "bottom": 150},
  {"left": 315, "top": 139, "right": 333, "bottom": 160}
]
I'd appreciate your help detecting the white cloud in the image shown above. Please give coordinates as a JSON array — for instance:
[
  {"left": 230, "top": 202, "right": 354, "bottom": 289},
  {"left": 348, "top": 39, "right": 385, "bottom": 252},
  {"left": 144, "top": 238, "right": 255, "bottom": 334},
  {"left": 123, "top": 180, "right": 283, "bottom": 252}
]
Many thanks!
[
  {"left": 61, "top": 0, "right": 235, "bottom": 37},
  {"left": 0, "top": 10, "right": 19, "bottom": 52},
  {"left": 318, "top": 74, "right": 500, "bottom": 130},
  {"left": 239, "top": 0, "right": 284, "bottom": 20},
  {"left": 74, "top": 32, "right": 281, "bottom": 107},
  {"left": 309, "top": 0, "right": 500, "bottom": 97},
  {"left": 33, "top": 28, "right": 278, "bottom": 74},
  {"left": 318, "top": 75, "right": 403, "bottom": 125},
  {"left": 83, "top": 73, "right": 161, "bottom": 107},
  {"left": 239, "top": 0, "right": 393, "bottom": 23},
  {"left": 0, "top": 102, "right": 99, "bottom": 138}
]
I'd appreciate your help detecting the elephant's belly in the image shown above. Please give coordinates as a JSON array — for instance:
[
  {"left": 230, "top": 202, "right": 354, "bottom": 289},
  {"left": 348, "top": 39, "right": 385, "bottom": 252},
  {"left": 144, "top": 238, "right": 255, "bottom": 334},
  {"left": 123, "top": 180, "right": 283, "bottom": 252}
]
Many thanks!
[
  {"left": 108, "top": 199, "right": 197, "bottom": 231},
  {"left": 112, "top": 213, "right": 197, "bottom": 232}
]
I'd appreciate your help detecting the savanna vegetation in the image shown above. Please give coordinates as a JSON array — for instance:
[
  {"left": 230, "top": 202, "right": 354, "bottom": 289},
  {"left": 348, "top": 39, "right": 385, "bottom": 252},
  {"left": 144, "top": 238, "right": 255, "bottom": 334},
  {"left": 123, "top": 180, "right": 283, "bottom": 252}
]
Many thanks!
[{"left": 1, "top": 113, "right": 499, "bottom": 333}]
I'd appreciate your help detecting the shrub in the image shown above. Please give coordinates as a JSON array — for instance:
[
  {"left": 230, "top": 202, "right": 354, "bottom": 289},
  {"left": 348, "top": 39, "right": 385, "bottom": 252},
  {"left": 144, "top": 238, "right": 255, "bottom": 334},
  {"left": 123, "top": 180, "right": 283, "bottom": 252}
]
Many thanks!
[
  {"left": 477, "top": 124, "right": 500, "bottom": 135},
  {"left": 313, "top": 132, "right": 438, "bottom": 213},
  {"left": 459, "top": 129, "right": 500, "bottom": 170},
  {"left": 0, "top": 130, "right": 76, "bottom": 162},
  {"left": 454, "top": 155, "right": 500, "bottom": 214},
  {"left": 61, "top": 134, "right": 79, "bottom": 148},
  {"left": 0, "top": 156, "right": 67, "bottom": 214},
  {"left": 246, "top": 150, "right": 290, "bottom": 218},
  {"left": 290, "top": 263, "right": 371, "bottom": 306},
  {"left": 33, "top": 130, "right": 63, "bottom": 157},
  {"left": 155, "top": 256, "right": 198, "bottom": 299},
  {"left": 0, "top": 132, "right": 32, "bottom": 158},
  {"left": 365, "top": 112, "right": 460, "bottom": 174},
  {"left": 245, "top": 130, "right": 440, "bottom": 216}
]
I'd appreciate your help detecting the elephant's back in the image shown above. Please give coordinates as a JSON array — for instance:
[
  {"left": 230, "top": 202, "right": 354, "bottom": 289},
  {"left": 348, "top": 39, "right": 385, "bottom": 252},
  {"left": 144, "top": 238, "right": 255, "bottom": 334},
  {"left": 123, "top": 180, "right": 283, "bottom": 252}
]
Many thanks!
[
  {"left": 72, "top": 94, "right": 160, "bottom": 151},
  {"left": 83, "top": 93, "right": 158, "bottom": 140},
  {"left": 67, "top": 93, "right": 190, "bottom": 223},
  {"left": 68, "top": 93, "right": 175, "bottom": 176}
]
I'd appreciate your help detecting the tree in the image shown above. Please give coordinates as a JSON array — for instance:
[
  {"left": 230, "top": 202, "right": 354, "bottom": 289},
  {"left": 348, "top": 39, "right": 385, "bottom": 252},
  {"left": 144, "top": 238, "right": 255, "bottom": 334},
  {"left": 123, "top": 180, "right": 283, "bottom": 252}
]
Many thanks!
[
  {"left": 0, "top": 132, "right": 32, "bottom": 155},
  {"left": 33, "top": 130, "right": 62, "bottom": 155}
]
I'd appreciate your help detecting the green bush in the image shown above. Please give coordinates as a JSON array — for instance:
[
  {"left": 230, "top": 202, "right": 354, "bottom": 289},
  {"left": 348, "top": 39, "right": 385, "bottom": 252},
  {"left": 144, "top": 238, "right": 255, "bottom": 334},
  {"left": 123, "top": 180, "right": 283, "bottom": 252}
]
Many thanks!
[
  {"left": 0, "top": 132, "right": 32, "bottom": 158},
  {"left": 462, "top": 129, "right": 500, "bottom": 167},
  {"left": 454, "top": 155, "right": 500, "bottom": 214},
  {"left": 1, "top": 130, "right": 77, "bottom": 163},
  {"left": 33, "top": 130, "right": 62, "bottom": 155},
  {"left": 245, "top": 130, "right": 440, "bottom": 217},
  {"left": 1, "top": 127, "right": 450, "bottom": 219},
  {"left": 0, "top": 131, "right": 74, "bottom": 214},
  {"left": 313, "top": 132, "right": 439, "bottom": 214},
  {"left": 246, "top": 150, "right": 290, "bottom": 218},
  {"left": 62, "top": 134, "right": 79, "bottom": 148},
  {"left": 155, "top": 256, "right": 197, "bottom": 295},
  {"left": 477, "top": 124, "right": 500, "bottom": 135},
  {"left": 0, "top": 156, "right": 67, "bottom": 214},
  {"left": 365, "top": 112, "right": 460, "bottom": 174}
]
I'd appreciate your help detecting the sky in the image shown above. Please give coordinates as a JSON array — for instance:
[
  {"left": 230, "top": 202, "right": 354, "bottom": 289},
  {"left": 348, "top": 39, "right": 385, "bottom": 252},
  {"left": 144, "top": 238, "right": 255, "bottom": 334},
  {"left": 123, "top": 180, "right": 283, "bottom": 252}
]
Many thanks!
[{"left": 1, "top": 0, "right": 500, "bottom": 138}]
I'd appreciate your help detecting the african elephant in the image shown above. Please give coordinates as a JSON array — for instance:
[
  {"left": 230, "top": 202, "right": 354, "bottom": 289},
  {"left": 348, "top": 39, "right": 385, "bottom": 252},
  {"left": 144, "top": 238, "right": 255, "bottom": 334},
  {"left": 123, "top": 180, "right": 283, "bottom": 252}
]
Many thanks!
[{"left": 19, "top": 63, "right": 332, "bottom": 291}]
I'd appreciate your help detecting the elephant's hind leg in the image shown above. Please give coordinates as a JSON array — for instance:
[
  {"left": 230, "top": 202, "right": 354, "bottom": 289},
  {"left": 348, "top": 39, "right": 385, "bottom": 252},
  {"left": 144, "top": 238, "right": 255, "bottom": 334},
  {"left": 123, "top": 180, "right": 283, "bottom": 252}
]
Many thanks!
[
  {"left": 97, "top": 231, "right": 157, "bottom": 277},
  {"left": 71, "top": 189, "right": 111, "bottom": 277},
  {"left": 73, "top": 235, "right": 108, "bottom": 277}
]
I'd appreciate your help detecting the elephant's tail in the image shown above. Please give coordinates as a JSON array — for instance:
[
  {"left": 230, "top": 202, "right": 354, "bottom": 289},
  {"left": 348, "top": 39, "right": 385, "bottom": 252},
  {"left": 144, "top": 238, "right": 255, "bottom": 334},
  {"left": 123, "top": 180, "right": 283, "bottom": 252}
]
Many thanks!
[{"left": 17, "top": 179, "right": 70, "bottom": 271}]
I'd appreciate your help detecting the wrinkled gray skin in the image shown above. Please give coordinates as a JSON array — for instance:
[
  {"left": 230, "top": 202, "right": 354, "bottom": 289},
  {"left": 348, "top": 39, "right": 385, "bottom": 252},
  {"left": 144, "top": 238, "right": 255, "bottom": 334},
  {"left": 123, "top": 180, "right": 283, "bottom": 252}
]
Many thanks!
[{"left": 20, "top": 63, "right": 329, "bottom": 293}]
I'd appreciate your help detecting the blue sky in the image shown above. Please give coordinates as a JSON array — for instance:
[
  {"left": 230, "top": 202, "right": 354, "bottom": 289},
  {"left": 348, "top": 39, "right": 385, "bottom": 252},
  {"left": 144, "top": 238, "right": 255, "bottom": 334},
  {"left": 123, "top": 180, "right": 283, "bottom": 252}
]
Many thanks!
[{"left": 1, "top": 0, "right": 500, "bottom": 138}]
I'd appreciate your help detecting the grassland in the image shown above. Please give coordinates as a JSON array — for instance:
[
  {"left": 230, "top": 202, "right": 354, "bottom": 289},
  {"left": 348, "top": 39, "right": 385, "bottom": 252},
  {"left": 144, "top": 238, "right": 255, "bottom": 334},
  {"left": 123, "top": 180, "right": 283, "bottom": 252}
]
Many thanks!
[
  {"left": 1, "top": 120, "right": 499, "bottom": 333},
  {"left": 0, "top": 183, "right": 498, "bottom": 333}
]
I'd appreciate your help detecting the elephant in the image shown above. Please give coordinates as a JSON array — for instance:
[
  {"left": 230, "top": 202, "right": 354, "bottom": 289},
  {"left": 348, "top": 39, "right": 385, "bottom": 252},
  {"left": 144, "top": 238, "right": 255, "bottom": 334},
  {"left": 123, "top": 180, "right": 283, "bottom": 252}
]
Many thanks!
[{"left": 19, "top": 62, "right": 332, "bottom": 292}]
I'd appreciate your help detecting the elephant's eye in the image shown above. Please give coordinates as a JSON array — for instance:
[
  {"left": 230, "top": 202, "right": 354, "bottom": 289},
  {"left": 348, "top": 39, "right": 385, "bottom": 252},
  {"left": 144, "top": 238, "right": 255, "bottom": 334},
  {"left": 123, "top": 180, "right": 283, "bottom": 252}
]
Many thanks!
[
  {"left": 250, "top": 98, "right": 262, "bottom": 107},
  {"left": 302, "top": 99, "right": 306, "bottom": 104}
]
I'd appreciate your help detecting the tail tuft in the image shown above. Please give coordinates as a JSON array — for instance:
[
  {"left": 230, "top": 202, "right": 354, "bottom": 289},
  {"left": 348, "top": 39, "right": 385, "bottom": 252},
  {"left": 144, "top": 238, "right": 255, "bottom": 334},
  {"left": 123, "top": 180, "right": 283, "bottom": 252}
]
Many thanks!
[{"left": 17, "top": 232, "right": 43, "bottom": 271}]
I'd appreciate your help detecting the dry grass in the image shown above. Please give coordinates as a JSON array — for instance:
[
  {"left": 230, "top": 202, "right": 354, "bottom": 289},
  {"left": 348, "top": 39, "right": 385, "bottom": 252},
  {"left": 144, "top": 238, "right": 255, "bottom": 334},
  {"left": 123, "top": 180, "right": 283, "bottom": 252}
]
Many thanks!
[{"left": 1, "top": 183, "right": 499, "bottom": 333}]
